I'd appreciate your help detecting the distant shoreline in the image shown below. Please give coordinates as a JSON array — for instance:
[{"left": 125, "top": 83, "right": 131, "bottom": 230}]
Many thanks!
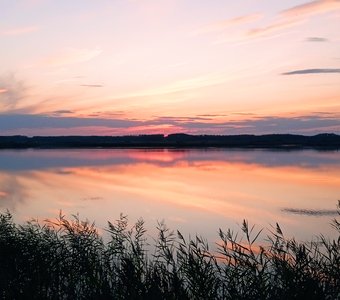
[{"left": 0, "top": 133, "right": 339, "bottom": 149}]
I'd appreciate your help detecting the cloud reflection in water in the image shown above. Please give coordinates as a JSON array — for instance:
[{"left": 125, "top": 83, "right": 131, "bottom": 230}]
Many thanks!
[{"left": 0, "top": 148, "right": 339, "bottom": 242}]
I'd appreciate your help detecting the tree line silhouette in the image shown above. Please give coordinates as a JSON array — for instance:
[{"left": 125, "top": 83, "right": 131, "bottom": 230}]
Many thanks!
[{"left": 0, "top": 133, "right": 339, "bottom": 149}]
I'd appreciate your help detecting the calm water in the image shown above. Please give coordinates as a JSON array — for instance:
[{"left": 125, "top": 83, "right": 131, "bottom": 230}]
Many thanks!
[{"left": 0, "top": 148, "right": 339, "bottom": 242}]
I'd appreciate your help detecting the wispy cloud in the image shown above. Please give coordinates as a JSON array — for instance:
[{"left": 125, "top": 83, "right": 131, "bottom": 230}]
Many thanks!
[
  {"left": 280, "top": 0, "right": 340, "bottom": 19},
  {"left": 40, "top": 47, "right": 102, "bottom": 67},
  {"left": 0, "top": 114, "right": 138, "bottom": 131},
  {"left": 107, "top": 73, "right": 229, "bottom": 102},
  {"left": 0, "top": 74, "right": 26, "bottom": 111},
  {"left": 197, "top": 114, "right": 228, "bottom": 117},
  {"left": 80, "top": 84, "right": 103, "bottom": 88},
  {"left": 153, "top": 116, "right": 212, "bottom": 122},
  {"left": 248, "top": 0, "right": 340, "bottom": 38},
  {"left": 145, "top": 114, "right": 340, "bottom": 135},
  {"left": 282, "top": 68, "right": 340, "bottom": 75},
  {"left": 1, "top": 25, "right": 39, "bottom": 36},
  {"left": 52, "top": 110, "right": 74, "bottom": 115},
  {"left": 282, "top": 208, "right": 338, "bottom": 216},
  {"left": 195, "top": 13, "right": 262, "bottom": 35},
  {"left": 1, "top": 113, "right": 339, "bottom": 136},
  {"left": 247, "top": 18, "right": 303, "bottom": 37},
  {"left": 306, "top": 36, "right": 328, "bottom": 42}
]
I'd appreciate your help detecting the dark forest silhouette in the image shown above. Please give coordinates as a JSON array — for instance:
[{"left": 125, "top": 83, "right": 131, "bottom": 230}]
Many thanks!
[{"left": 0, "top": 133, "right": 339, "bottom": 149}]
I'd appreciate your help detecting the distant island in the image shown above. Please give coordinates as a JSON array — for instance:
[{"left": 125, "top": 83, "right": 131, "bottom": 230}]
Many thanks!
[{"left": 0, "top": 133, "right": 339, "bottom": 149}]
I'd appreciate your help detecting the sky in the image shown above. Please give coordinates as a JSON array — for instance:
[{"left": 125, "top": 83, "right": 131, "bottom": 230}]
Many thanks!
[{"left": 1, "top": 0, "right": 340, "bottom": 136}]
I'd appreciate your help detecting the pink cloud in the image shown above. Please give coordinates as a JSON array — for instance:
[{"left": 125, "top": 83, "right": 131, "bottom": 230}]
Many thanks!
[
  {"left": 124, "top": 124, "right": 185, "bottom": 136},
  {"left": 247, "top": 18, "right": 304, "bottom": 37},
  {"left": 247, "top": 0, "right": 340, "bottom": 38},
  {"left": 280, "top": 0, "right": 340, "bottom": 18},
  {"left": 195, "top": 13, "right": 262, "bottom": 35},
  {"left": 1, "top": 26, "right": 39, "bottom": 36},
  {"left": 40, "top": 47, "right": 102, "bottom": 67},
  {"left": 0, "top": 125, "right": 184, "bottom": 137},
  {"left": 108, "top": 72, "right": 229, "bottom": 101}
]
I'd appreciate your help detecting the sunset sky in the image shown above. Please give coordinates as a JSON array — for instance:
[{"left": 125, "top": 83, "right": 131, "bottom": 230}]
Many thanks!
[{"left": 1, "top": 0, "right": 340, "bottom": 136}]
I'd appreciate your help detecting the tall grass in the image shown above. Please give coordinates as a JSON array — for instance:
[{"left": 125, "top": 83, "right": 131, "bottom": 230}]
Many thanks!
[{"left": 0, "top": 203, "right": 339, "bottom": 299}]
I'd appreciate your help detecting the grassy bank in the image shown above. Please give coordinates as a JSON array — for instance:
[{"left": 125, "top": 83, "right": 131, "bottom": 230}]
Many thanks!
[{"left": 0, "top": 204, "right": 339, "bottom": 299}]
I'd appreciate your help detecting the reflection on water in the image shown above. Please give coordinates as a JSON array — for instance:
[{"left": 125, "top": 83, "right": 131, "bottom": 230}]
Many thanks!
[{"left": 0, "top": 148, "right": 339, "bottom": 241}]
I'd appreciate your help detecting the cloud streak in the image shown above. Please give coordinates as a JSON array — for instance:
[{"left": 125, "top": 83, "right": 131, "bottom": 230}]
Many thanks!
[
  {"left": 280, "top": 0, "right": 340, "bottom": 19},
  {"left": 40, "top": 47, "right": 102, "bottom": 67},
  {"left": 248, "top": 0, "right": 340, "bottom": 38},
  {"left": 0, "top": 74, "right": 26, "bottom": 111},
  {"left": 0, "top": 114, "right": 138, "bottom": 130},
  {"left": 306, "top": 36, "right": 328, "bottom": 42},
  {"left": 1, "top": 26, "right": 39, "bottom": 36},
  {"left": 195, "top": 13, "right": 262, "bottom": 35},
  {"left": 106, "top": 73, "right": 229, "bottom": 102},
  {"left": 247, "top": 18, "right": 303, "bottom": 37},
  {"left": 52, "top": 110, "right": 74, "bottom": 115},
  {"left": 282, "top": 68, "right": 340, "bottom": 75},
  {"left": 282, "top": 208, "right": 338, "bottom": 216},
  {"left": 80, "top": 84, "right": 103, "bottom": 88},
  {"left": 0, "top": 114, "right": 339, "bottom": 136}
]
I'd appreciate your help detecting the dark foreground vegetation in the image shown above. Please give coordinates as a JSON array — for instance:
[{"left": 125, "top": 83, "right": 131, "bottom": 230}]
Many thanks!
[
  {"left": 0, "top": 205, "right": 339, "bottom": 300},
  {"left": 0, "top": 133, "right": 340, "bottom": 149}
]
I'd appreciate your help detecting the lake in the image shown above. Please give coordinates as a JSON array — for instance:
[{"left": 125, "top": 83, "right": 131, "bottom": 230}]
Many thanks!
[{"left": 0, "top": 148, "right": 339, "bottom": 242}]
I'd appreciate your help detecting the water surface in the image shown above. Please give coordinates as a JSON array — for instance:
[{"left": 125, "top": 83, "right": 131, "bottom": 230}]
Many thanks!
[{"left": 0, "top": 148, "right": 339, "bottom": 242}]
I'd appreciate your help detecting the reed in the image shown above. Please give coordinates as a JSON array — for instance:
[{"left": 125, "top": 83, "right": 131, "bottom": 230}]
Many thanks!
[{"left": 0, "top": 202, "right": 339, "bottom": 299}]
